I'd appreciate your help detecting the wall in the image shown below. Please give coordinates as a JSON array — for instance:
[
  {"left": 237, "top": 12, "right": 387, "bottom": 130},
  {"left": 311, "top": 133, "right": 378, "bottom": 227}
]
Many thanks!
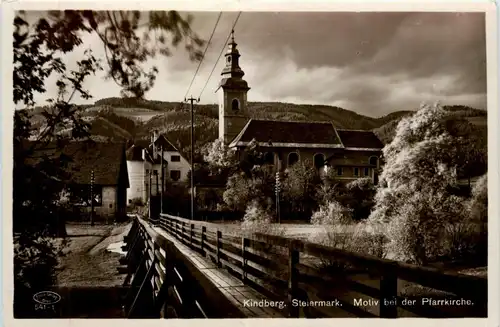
[
  {"left": 127, "top": 160, "right": 152, "bottom": 203},
  {"left": 239, "top": 146, "right": 381, "bottom": 183},
  {"left": 93, "top": 186, "right": 117, "bottom": 217},
  {"left": 164, "top": 151, "right": 191, "bottom": 183},
  {"left": 218, "top": 87, "right": 249, "bottom": 144}
]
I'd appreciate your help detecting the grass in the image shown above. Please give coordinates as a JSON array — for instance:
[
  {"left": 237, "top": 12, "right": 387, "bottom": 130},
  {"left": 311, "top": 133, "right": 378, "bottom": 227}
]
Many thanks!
[{"left": 55, "top": 222, "right": 132, "bottom": 287}]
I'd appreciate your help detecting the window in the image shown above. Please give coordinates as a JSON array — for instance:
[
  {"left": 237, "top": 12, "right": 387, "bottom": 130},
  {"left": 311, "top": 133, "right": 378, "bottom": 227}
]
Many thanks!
[
  {"left": 153, "top": 170, "right": 158, "bottom": 175},
  {"left": 170, "top": 170, "right": 181, "bottom": 181},
  {"left": 337, "top": 167, "right": 343, "bottom": 176},
  {"left": 313, "top": 153, "right": 325, "bottom": 169},
  {"left": 109, "top": 204, "right": 113, "bottom": 209},
  {"left": 231, "top": 99, "right": 240, "bottom": 111},
  {"left": 288, "top": 152, "right": 299, "bottom": 166},
  {"left": 364, "top": 167, "right": 369, "bottom": 176},
  {"left": 369, "top": 156, "right": 378, "bottom": 167},
  {"left": 146, "top": 169, "right": 149, "bottom": 175},
  {"left": 171, "top": 155, "right": 180, "bottom": 162},
  {"left": 227, "top": 56, "right": 232, "bottom": 64},
  {"left": 264, "top": 152, "right": 274, "bottom": 165},
  {"left": 354, "top": 168, "right": 359, "bottom": 176}
]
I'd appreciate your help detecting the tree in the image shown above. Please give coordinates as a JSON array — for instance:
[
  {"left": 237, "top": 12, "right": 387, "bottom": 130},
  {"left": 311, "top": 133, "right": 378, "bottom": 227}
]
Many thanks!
[
  {"left": 469, "top": 174, "right": 487, "bottom": 224},
  {"left": 368, "top": 103, "right": 469, "bottom": 264},
  {"left": 281, "top": 159, "right": 321, "bottom": 215},
  {"left": 202, "top": 138, "right": 238, "bottom": 173},
  {"left": 13, "top": 10, "right": 204, "bottom": 314},
  {"left": 342, "top": 178, "right": 376, "bottom": 220}
]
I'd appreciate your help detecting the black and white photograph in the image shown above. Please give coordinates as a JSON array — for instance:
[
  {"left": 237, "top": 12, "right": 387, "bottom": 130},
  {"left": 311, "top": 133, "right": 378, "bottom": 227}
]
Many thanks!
[{"left": 3, "top": 1, "right": 497, "bottom": 322}]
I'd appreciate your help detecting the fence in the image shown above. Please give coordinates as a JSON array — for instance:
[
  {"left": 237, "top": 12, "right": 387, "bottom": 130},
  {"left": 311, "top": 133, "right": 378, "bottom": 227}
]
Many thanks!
[
  {"left": 120, "top": 216, "right": 247, "bottom": 318},
  {"left": 157, "top": 213, "right": 488, "bottom": 318}
]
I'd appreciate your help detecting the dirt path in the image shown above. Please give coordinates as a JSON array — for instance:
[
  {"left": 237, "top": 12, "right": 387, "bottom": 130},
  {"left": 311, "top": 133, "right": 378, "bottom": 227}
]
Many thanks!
[{"left": 56, "top": 222, "right": 132, "bottom": 287}]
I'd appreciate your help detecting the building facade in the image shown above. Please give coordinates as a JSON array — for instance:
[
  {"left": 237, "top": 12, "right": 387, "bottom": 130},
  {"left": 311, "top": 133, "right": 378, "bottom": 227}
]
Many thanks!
[
  {"left": 29, "top": 141, "right": 130, "bottom": 220},
  {"left": 126, "top": 131, "right": 191, "bottom": 204},
  {"left": 217, "top": 32, "right": 383, "bottom": 183}
]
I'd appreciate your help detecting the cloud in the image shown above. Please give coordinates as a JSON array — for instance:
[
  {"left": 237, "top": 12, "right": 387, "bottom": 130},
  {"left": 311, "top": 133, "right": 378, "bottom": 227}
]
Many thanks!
[{"left": 22, "top": 11, "right": 486, "bottom": 117}]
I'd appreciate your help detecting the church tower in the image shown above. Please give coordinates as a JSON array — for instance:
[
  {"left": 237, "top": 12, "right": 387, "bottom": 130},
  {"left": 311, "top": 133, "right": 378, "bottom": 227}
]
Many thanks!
[{"left": 216, "top": 30, "right": 250, "bottom": 145}]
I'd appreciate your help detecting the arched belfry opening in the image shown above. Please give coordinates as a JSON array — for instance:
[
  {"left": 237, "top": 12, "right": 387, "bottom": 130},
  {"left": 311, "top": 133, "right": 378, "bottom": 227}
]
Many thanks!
[{"left": 231, "top": 99, "right": 240, "bottom": 111}]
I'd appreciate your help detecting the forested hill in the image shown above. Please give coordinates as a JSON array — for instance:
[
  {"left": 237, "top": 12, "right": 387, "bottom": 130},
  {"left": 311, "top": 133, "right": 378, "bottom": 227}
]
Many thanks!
[{"left": 27, "top": 97, "right": 486, "bottom": 161}]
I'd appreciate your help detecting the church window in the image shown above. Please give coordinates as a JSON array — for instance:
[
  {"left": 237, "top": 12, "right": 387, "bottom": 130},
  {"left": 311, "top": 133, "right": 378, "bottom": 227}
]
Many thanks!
[
  {"left": 227, "top": 56, "right": 232, "bottom": 64},
  {"left": 231, "top": 99, "right": 240, "bottom": 111},
  {"left": 264, "top": 152, "right": 274, "bottom": 165},
  {"left": 288, "top": 152, "right": 299, "bottom": 166},
  {"left": 369, "top": 156, "right": 379, "bottom": 167},
  {"left": 313, "top": 153, "right": 325, "bottom": 169}
]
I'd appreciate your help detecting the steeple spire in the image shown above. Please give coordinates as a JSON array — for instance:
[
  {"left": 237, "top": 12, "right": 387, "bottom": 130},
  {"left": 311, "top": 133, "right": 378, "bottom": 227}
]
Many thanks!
[{"left": 221, "top": 28, "right": 244, "bottom": 79}]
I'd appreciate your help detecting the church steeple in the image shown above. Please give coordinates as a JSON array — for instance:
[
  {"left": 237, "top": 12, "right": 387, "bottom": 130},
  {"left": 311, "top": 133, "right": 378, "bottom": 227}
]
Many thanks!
[
  {"left": 216, "top": 29, "right": 250, "bottom": 145},
  {"left": 221, "top": 29, "right": 245, "bottom": 79}
]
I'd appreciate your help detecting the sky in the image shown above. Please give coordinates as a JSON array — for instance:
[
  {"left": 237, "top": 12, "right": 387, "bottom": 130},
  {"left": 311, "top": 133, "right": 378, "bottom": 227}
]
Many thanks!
[{"left": 24, "top": 11, "right": 487, "bottom": 118}]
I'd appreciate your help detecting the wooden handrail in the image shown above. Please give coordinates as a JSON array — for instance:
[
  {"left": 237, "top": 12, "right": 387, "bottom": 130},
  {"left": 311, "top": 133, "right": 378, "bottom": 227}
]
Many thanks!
[{"left": 157, "top": 213, "right": 487, "bottom": 318}]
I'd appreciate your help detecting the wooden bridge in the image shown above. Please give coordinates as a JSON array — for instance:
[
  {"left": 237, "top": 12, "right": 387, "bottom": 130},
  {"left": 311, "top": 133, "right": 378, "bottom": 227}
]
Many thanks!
[{"left": 118, "top": 214, "right": 487, "bottom": 318}]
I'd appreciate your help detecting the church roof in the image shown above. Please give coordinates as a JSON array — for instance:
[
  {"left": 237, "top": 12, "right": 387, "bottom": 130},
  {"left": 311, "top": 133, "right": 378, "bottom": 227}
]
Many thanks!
[
  {"left": 336, "top": 130, "right": 384, "bottom": 149},
  {"left": 229, "top": 119, "right": 383, "bottom": 150},
  {"left": 229, "top": 119, "right": 344, "bottom": 148}
]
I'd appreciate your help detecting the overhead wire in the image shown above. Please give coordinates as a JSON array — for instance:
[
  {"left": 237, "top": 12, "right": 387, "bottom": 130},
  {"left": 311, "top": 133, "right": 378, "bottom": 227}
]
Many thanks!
[
  {"left": 198, "top": 11, "right": 242, "bottom": 100},
  {"left": 182, "top": 11, "right": 223, "bottom": 105}
]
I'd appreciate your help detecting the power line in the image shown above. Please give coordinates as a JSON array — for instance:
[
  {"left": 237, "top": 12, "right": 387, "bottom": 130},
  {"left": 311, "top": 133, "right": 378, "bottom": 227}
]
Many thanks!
[
  {"left": 198, "top": 11, "right": 242, "bottom": 100},
  {"left": 183, "top": 12, "right": 223, "bottom": 102}
]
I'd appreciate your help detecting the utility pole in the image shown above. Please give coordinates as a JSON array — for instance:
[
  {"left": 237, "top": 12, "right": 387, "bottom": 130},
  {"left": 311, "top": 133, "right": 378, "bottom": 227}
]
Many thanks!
[
  {"left": 160, "top": 145, "right": 164, "bottom": 215},
  {"left": 275, "top": 171, "right": 281, "bottom": 224},
  {"left": 90, "top": 169, "right": 95, "bottom": 226},
  {"left": 149, "top": 171, "right": 152, "bottom": 221},
  {"left": 185, "top": 96, "right": 199, "bottom": 221}
]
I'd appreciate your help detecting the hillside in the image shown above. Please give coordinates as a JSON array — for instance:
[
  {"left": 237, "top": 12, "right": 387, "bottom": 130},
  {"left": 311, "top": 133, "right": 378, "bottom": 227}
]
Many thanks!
[
  {"left": 26, "top": 98, "right": 486, "bottom": 162},
  {"left": 373, "top": 105, "right": 487, "bottom": 145}
]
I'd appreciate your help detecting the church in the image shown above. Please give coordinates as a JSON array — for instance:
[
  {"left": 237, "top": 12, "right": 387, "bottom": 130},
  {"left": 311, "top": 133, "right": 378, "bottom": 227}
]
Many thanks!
[{"left": 216, "top": 32, "right": 383, "bottom": 184}]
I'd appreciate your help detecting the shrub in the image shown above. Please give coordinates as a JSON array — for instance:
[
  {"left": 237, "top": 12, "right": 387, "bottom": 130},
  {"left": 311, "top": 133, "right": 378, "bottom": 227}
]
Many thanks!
[
  {"left": 241, "top": 200, "right": 272, "bottom": 234},
  {"left": 311, "top": 200, "right": 353, "bottom": 226},
  {"left": 240, "top": 200, "right": 285, "bottom": 237},
  {"left": 469, "top": 174, "right": 487, "bottom": 224},
  {"left": 308, "top": 222, "right": 387, "bottom": 273},
  {"left": 440, "top": 222, "right": 486, "bottom": 265}
]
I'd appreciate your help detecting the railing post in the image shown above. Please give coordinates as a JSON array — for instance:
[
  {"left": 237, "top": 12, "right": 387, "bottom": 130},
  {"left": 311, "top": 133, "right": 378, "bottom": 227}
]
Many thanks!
[
  {"left": 216, "top": 230, "right": 222, "bottom": 267},
  {"left": 190, "top": 224, "right": 194, "bottom": 247},
  {"left": 288, "top": 240, "right": 299, "bottom": 318},
  {"left": 241, "top": 237, "right": 249, "bottom": 283},
  {"left": 181, "top": 222, "right": 185, "bottom": 243},
  {"left": 380, "top": 264, "right": 398, "bottom": 318},
  {"left": 201, "top": 226, "right": 206, "bottom": 254}
]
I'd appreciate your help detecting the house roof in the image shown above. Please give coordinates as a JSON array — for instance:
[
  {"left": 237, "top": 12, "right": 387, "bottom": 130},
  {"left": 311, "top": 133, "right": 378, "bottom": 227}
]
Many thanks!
[
  {"left": 230, "top": 119, "right": 343, "bottom": 148},
  {"left": 28, "top": 141, "right": 128, "bottom": 185},
  {"left": 336, "top": 130, "right": 384, "bottom": 149},
  {"left": 229, "top": 119, "right": 383, "bottom": 150},
  {"left": 127, "top": 134, "right": 187, "bottom": 165},
  {"left": 126, "top": 145, "right": 145, "bottom": 161}
]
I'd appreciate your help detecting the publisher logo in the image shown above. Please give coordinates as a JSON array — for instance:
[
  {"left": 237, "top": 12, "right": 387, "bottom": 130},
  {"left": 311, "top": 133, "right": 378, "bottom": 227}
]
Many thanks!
[{"left": 33, "top": 291, "right": 61, "bottom": 305}]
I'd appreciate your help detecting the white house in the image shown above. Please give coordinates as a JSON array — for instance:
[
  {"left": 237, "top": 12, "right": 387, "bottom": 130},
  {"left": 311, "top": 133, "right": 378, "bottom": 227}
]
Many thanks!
[{"left": 125, "top": 131, "right": 191, "bottom": 204}]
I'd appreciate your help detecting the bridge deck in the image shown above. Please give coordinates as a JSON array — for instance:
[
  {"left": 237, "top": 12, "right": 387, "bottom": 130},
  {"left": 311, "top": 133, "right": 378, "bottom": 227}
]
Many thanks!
[{"left": 152, "top": 225, "right": 285, "bottom": 318}]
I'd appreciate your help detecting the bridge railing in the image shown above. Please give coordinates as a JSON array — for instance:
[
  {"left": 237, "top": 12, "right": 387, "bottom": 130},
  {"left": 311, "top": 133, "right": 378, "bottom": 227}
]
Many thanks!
[
  {"left": 121, "top": 216, "right": 247, "bottom": 318},
  {"left": 158, "top": 213, "right": 487, "bottom": 318}
]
